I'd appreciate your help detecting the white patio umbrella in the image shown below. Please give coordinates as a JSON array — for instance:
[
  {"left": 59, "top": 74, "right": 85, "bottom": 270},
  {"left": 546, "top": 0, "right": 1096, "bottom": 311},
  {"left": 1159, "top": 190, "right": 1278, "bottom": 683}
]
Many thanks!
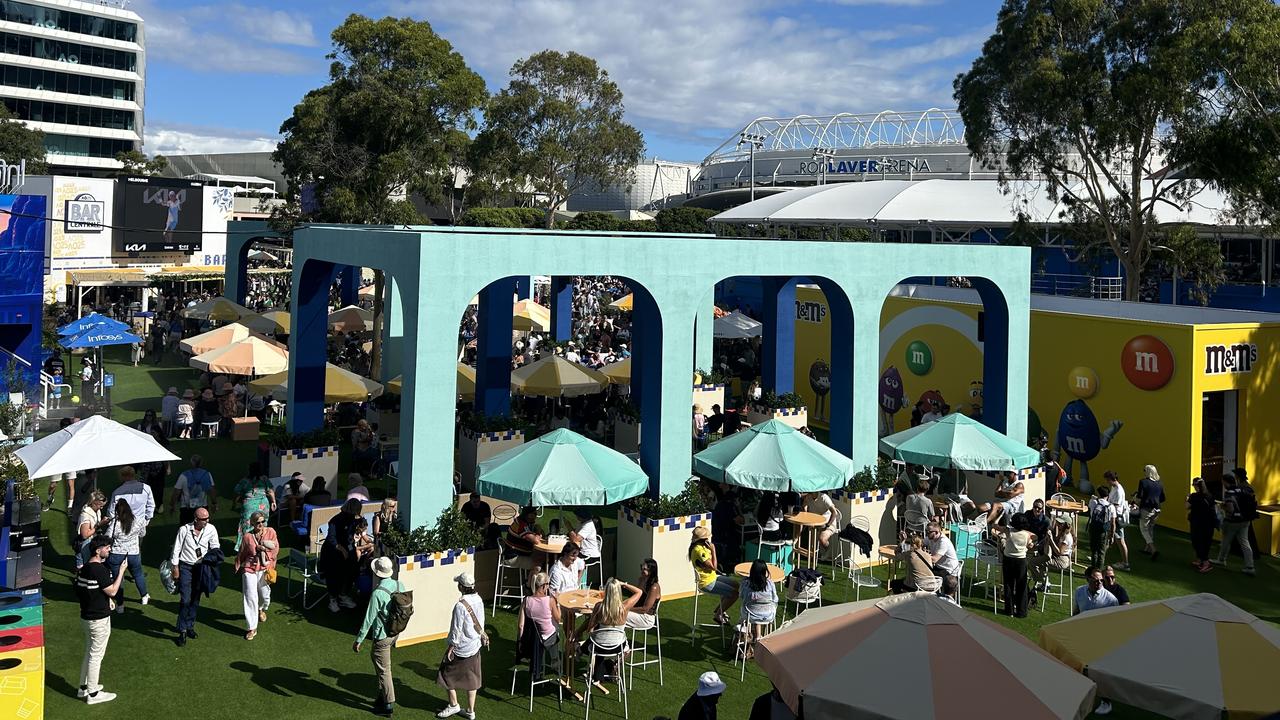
[
  {"left": 15, "top": 415, "right": 180, "bottom": 478},
  {"left": 714, "top": 310, "right": 763, "bottom": 339}
]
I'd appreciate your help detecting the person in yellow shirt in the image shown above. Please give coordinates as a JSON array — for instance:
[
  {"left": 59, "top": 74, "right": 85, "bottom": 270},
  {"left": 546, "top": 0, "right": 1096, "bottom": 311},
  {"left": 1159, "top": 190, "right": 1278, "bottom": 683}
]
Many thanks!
[{"left": 688, "top": 526, "right": 738, "bottom": 625}]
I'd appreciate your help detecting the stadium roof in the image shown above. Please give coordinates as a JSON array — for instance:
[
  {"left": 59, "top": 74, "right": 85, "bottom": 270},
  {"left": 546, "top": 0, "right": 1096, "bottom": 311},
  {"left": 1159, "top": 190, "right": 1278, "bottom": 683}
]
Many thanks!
[{"left": 703, "top": 109, "right": 965, "bottom": 165}]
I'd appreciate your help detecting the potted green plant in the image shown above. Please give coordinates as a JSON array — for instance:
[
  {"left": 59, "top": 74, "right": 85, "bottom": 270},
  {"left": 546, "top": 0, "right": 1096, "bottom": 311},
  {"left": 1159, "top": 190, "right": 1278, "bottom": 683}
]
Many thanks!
[
  {"left": 745, "top": 390, "right": 808, "bottom": 429},
  {"left": 265, "top": 426, "right": 341, "bottom": 494},
  {"left": 381, "top": 505, "right": 489, "bottom": 645},
  {"left": 616, "top": 477, "right": 712, "bottom": 599},
  {"left": 457, "top": 412, "right": 531, "bottom": 489}
]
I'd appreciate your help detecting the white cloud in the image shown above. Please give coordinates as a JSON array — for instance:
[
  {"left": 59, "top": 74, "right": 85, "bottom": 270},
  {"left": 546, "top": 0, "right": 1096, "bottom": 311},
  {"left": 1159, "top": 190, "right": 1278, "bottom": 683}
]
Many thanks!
[
  {"left": 384, "top": 0, "right": 989, "bottom": 156},
  {"left": 143, "top": 124, "right": 279, "bottom": 156},
  {"left": 230, "top": 7, "right": 320, "bottom": 47},
  {"left": 136, "top": 0, "right": 318, "bottom": 75},
  {"left": 822, "top": 0, "right": 943, "bottom": 6}
]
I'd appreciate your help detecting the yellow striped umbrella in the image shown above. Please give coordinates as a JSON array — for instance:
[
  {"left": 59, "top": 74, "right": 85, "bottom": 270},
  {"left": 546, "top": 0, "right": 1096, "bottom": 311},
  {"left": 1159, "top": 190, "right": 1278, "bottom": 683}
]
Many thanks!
[
  {"left": 328, "top": 305, "right": 373, "bottom": 333},
  {"left": 512, "top": 299, "right": 551, "bottom": 332},
  {"left": 248, "top": 363, "right": 383, "bottom": 403},
  {"left": 182, "top": 296, "right": 252, "bottom": 322},
  {"left": 189, "top": 336, "right": 288, "bottom": 375},
  {"left": 179, "top": 322, "right": 266, "bottom": 355},
  {"left": 242, "top": 309, "right": 290, "bottom": 334},
  {"left": 510, "top": 355, "right": 608, "bottom": 397},
  {"left": 600, "top": 357, "right": 631, "bottom": 384},
  {"left": 608, "top": 293, "right": 633, "bottom": 311},
  {"left": 1039, "top": 593, "right": 1280, "bottom": 718},
  {"left": 386, "top": 364, "right": 475, "bottom": 399}
]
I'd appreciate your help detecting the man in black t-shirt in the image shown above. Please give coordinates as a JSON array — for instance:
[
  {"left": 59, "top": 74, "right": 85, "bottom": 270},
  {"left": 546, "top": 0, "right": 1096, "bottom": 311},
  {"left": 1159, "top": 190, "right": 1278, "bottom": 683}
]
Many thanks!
[
  {"left": 1103, "top": 566, "right": 1130, "bottom": 605},
  {"left": 74, "top": 536, "right": 124, "bottom": 705}
]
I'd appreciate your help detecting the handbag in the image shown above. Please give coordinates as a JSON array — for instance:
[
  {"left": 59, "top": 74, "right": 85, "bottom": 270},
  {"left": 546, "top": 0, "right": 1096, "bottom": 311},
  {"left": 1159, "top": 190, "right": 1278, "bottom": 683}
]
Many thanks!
[
  {"left": 265, "top": 566, "right": 278, "bottom": 584},
  {"left": 460, "top": 599, "right": 490, "bottom": 650}
]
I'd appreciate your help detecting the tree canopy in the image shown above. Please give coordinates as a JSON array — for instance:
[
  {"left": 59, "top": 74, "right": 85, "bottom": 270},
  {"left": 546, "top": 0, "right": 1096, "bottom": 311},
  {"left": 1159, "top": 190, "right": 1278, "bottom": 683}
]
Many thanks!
[
  {"left": 954, "top": 0, "right": 1256, "bottom": 301},
  {"left": 0, "top": 106, "right": 46, "bottom": 176},
  {"left": 273, "top": 14, "right": 487, "bottom": 225},
  {"left": 476, "top": 50, "right": 645, "bottom": 229},
  {"left": 114, "top": 150, "right": 168, "bottom": 177}
]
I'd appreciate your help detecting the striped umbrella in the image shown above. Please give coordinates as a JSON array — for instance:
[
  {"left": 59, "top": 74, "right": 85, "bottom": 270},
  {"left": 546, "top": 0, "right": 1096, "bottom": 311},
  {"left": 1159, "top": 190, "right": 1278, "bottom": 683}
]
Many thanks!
[
  {"left": 180, "top": 322, "right": 273, "bottom": 355},
  {"left": 758, "top": 594, "right": 1096, "bottom": 720},
  {"left": 512, "top": 299, "right": 551, "bottom": 332},
  {"left": 189, "top": 336, "right": 289, "bottom": 375},
  {"left": 510, "top": 355, "right": 608, "bottom": 397},
  {"left": 1040, "top": 593, "right": 1280, "bottom": 719},
  {"left": 600, "top": 357, "right": 631, "bottom": 384},
  {"left": 182, "top": 296, "right": 252, "bottom": 322}
]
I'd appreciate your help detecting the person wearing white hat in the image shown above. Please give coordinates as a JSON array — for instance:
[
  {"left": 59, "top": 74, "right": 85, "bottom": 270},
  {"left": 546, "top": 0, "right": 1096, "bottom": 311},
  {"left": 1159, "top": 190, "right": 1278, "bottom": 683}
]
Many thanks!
[
  {"left": 437, "top": 572, "right": 485, "bottom": 719},
  {"left": 355, "top": 557, "right": 406, "bottom": 717},
  {"left": 678, "top": 671, "right": 727, "bottom": 719}
]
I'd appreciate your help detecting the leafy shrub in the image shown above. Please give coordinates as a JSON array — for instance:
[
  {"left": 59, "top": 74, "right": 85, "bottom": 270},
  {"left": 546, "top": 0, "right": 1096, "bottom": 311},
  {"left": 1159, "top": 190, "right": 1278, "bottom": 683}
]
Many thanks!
[
  {"left": 459, "top": 411, "right": 533, "bottom": 435},
  {"left": 847, "top": 458, "right": 898, "bottom": 493},
  {"left": 754, "top": 391, "right": 805, "bottom": 409},
  {"left": 693, "top": 368, "right": 730, "bottom": 385},
  {"left": 265, "top": 426, "right": 340, "bottom": 450},
  {"left": 380, "top": 505, "right": 484, "bottom": 557},
  {"left": 627, "top": 477, "right": 706, "bottom": 519},
  {"left": 560, "top": 211, "right": 623, "bottom": 231},
  {"left": 459, "top": 206, "right": 545, "bottom": 228},
  {"left": 654, "top": 207, "right": 716, "bottom": 234}
]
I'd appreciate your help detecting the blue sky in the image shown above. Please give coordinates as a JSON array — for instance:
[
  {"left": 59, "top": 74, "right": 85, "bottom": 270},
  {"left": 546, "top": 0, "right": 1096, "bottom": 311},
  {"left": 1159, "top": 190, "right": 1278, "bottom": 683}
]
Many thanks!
[{"left": 139, "top": 0, "right": 1004, "bottom": 161}]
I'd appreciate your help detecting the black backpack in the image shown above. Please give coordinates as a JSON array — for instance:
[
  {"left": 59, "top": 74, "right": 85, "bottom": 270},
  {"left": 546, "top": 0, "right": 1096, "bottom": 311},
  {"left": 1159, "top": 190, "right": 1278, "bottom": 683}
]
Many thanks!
[
  {"left": 381, "top": 587, "right": 414, "bottom": 636},
  {"left": 1237, "top": 488, "right": 1259, "bottom": 522}
]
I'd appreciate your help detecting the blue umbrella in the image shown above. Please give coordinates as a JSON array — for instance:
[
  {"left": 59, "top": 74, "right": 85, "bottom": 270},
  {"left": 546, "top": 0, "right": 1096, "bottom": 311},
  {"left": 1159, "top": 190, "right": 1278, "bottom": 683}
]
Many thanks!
[
  {"left": 58, "top": 313, "right": 130, "bottom": 336},
  {"left": 60, "top": 322, "right": 142, "bottom": 349}
]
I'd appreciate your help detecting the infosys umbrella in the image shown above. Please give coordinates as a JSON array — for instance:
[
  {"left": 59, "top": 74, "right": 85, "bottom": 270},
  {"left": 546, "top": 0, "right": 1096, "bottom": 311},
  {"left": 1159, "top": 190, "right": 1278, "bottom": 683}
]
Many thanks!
[
  {"left": 693, "top": 419, "right": 853, "bottom": 493},
  {"left": 476, "top": 428, "right": 649, "bottom": 507},
  {"left": 16, "top": 415, "right": 180, "bottom": 478},
  {"left": 878, "top": 412, "right": 1040, "bottom": 471},
  {"left": 1039, "top": 593, "right": 1280, "bottom": 719},
  {"left": 757, "top": 594, "right": 1096, "bottom": 720},
  {"left": 58, "top": 312, "right": 130, "bottom": 336},
  {"left": 60, "top": 322, "right": 142, "bottom": 349}
]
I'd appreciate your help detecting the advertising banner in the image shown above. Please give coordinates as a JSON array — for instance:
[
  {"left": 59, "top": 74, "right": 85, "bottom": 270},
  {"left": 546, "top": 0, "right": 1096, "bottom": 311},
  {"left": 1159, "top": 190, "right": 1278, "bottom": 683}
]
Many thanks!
[{"left": 114, "top": 176, "right": 204, "bottom": 253}]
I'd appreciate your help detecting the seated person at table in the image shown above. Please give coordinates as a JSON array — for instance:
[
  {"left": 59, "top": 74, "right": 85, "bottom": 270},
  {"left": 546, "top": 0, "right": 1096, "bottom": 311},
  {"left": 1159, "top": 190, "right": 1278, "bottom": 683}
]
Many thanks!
[
  {"left": 756, "top": 492, "right": 790, "bottom": 544},
  {"left": 303, "top": 477, "right": 332, "bottom": 507},
  {"left": 739, "top": 560, "right": 778, "bottom": 649},
  {"left": 516, "top": 572, "right": 564, "bottom": 679},
  {"left": 372, "top": 497, "right": 398, "bottom": 546},
  {"left": 1027, "top": 499, "right": 1051, "bottom": 543},
  {"left": 986, "top": 471, "right": 1025, "bottom": 526},
  {"left": 689, "top": 526, "right": 739, "bottom": 625},
  {"left": 505, "top": 506, "right": 544, "bottom": 570},
  {"left": 802, "top": 491, "right": 841, "bottom": 551},
  {"left": 890, "top": 533, "right": 935, "bottom": 594},
  {"left": 549, "top": 542, "right": 584, "bottom": 595},
  {"left": 566, "top": 508, "right": 601, "bottom": 573},
  {"left": 939, "top": 574, "right": 960, "bottom": 605},
  {"left": 711, "top": 486, "right": 745, "bottom": 565},
  {"left": 579, "top": 578, "right": 637, "bottom": 687},
  {"left": 282, "top": 473, "right": 309, "bottom": 523},
  {"left": 924, "top": 522, "right": 961, "bottom": 578},
  {"left": 1032, "top": 518, "right": 1074, "bottom": 588},
  {"left": 461, "top": 491, "right": 499, "bottom": 549},
  {"left": 623, "top": 559, "right": 661, "bottom": 629},
  {"left": 943, "top": 473, "right": 991, "bottom": 521}
]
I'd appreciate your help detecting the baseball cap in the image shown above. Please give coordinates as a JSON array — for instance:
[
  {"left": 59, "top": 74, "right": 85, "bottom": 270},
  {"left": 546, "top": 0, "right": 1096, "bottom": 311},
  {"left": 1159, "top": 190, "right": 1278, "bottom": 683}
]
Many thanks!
[{"left": 454, "top": 571, "right": 476, "bottom": 588}]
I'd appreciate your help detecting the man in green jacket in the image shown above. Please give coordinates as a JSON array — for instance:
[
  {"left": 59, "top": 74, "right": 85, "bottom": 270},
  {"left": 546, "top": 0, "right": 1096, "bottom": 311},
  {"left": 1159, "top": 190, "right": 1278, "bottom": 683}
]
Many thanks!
[{"left": 354, "top": 557, "right": 406, "bottom": 717}]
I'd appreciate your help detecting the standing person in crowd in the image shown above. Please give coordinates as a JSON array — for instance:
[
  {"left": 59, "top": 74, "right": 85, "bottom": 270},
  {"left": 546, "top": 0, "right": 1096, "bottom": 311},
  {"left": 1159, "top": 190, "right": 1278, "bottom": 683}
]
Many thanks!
[
  {"left": 81, "top": 358, "right": 95, "bottom": 400},
  {"left": 1103, "top": 471, "right": 1131, "bottom": 570},
  {"left": 234, "top": 511, "right": 277, "bottom": 641},
  {"left": 1087, "top": 485, "right": 1114, "bottom": 570},
  {"left": 678, "top": 671, "right": 727, "bottom": 720},
  {"left": 169, "top": 507, "right": 219, "bottom": 647},
  {"left": 1214, "top": 471, "right": 1257, "bottom": 575},
  {"left": 566, "top": 508, "right": 600, "bottom": 585},
  {"left": 74, "top": 491, "right": 108, "bottom": 571},
  {"left": 355, "top": 557, "right": 406, "bottom": 717},
  {"left": 437, "top": 572, "right": 485, "bottom": 719},
  {"left": 1187, "top": 478, "right": 1217, "bottom": 573},
  {"left": 322, "top": 498, "right": 362, "bottom": 613},
  {"left": 175, "top": 389, "right": 195, "bottom": 439},
  {"left": 108, "top": 466, "right": 154, "bottom": 533},
  {"left": 689, "top": 526, "right": 738, "bottom": 625},
  {"left": 170, "top": 455, "right": 216, "bottom": 524},
  {"left": 1102, "top": 566, "right": 1130, "bottom": 605},
  {"left": 1133, "top": 464, "right": 1166, "bottom": 561},
  {"left": 104, "top": 499, "right": 148, "bottom": 611},
  {"left": 75, "top": 536, "right": 124, "bottom": 705},
  {"left": 160, "top": 387, "right": 180, "bottom": 436},
  {"left": 1001, "top": 513, "right": 1034, "bottom": 617},
  {"left": 232, "top": 463, "right": 276, "bottom": 551}
]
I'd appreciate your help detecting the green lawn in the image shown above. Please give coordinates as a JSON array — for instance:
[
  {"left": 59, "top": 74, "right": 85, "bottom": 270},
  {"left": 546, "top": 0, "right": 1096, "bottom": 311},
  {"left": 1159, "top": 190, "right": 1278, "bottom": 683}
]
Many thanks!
[{"left": 37, "top": 345, "right": 1280, "bottom": 719}]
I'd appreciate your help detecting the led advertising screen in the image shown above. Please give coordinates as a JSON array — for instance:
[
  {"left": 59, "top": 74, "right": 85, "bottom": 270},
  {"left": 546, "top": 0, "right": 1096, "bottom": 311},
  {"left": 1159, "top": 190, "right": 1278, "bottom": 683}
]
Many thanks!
[{"left": 114, "top": 176, "right": 204, "bottom": 253}]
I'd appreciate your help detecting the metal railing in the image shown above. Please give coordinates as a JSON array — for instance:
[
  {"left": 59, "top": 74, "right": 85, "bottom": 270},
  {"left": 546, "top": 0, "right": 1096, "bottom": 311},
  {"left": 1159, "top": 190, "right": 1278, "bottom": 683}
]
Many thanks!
[
  {"left": 1031, "top": 273, "right": 1123, "bottom": 300},
  {"left": 39, "top": 371, "right": 72, "bottom": 419}
]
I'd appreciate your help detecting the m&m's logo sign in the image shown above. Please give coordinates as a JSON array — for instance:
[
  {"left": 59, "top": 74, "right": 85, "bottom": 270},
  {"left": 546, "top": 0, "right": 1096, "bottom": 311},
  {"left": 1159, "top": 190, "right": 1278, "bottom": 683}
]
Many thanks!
[{"left": 1121, "top": 335, "right": 1174, "bottom": 390}]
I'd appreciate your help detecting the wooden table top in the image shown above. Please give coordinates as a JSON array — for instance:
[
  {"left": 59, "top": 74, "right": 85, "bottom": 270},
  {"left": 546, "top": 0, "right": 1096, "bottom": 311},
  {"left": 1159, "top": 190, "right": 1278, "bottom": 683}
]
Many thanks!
[
  {"left": 557, "top": 589, "right": 602, "bottom": 613},
  {"left": 734, "top": 562, "right": 785, "bottom": 583},
  {"left": 785, "top": 511, "right": 827, "bottom": 527},
  {"left": 878, "top": 544, "right": 898, "bottom": 558},
  {"left": 533, "top": 540, "right": 566, "bottom": 554},
  {"left": 1046, "top": 500, "right": 1087, "bottom": 513}
]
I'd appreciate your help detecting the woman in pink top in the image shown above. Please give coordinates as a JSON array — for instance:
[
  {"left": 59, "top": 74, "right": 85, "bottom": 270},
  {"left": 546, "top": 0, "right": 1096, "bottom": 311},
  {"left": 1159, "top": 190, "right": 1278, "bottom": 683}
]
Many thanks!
[
  {"left": 234, "top": 511, "right": 278, "bottom": 640},
  {"left": 516, "top": 572, "right": 565, "bottom": 680}
]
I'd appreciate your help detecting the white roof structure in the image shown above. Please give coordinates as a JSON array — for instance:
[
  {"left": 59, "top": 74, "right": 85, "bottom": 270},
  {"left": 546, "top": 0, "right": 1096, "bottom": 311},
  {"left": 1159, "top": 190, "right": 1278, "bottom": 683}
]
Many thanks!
[{"left": 711, "top": 179, "right": 1233, "bottom": 228}]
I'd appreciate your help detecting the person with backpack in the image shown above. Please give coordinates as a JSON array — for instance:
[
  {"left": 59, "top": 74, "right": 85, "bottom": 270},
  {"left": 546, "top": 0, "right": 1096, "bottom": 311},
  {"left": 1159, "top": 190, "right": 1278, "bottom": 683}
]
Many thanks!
[
  {"left": 355, "top": 557, "right": 410, "bottom": 717},
  {"left": 1087, "top": 485, "right": 1115, "bottom": 570},
  {"left": 1214, "top": 472, "right": 1257, "bottom": 575},
  {"left": 170, "top": 455, "right": 217, "bottom": 525}
]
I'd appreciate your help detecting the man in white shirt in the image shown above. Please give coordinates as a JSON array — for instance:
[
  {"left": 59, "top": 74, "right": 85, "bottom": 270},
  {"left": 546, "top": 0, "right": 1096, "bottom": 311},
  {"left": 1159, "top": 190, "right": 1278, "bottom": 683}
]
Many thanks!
[
  {"left": 548, "top": 542, "right": 584, "bottom": 595},
  {"left": 1104, "top": 471, "right": 1131, "bottom": 570},
  {"left": 986, "top": 471, "right": 1025, "bottom": 526},
  {"left": 564, "top": 343, "right": 581, "bottom": 364},
  {"left": 170, "top": 508, "right": 219, "bottom": 647},
  {"left": 1073, "top": 566, "right": 1119, "bottom": 615},
  {"left": 108, "top": 466, "right": 154, "bottom": 528},
  {"left": 924, "top": 523, "right": 961, "bottom": 577}
]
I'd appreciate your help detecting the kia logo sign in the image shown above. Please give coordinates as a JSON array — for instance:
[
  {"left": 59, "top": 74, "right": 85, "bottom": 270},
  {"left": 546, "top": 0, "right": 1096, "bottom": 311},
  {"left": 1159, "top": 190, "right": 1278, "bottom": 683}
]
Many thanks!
[{"left": 1121, "top": 335, "right": 1174, "bottom": 390}]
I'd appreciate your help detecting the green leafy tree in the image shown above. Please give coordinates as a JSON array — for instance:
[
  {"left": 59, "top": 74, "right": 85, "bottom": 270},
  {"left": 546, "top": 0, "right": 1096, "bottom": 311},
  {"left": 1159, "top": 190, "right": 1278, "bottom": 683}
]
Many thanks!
[
  {"left": 114, "top": 149, "right": 168, "bottom": 176},
  {"left": 458, "top": 206, "right": 545, "bottom": 228},
  {"left": 654, "top": 207, "right": 715, "bottom": 234},
  {"left": 955, "top": 0, "right": 1230, "bottom": 300},
  {"left": 1155, "top": 224, "right": 1225, "bottom": 306},
  {"left": 561, "top": 211, "right": 622, "bottom": 231},
  {"left": 273, "top": 14, "right": 487, "bottom": 226},
  {"left": 476, "top": 50, "right": 645, "bottom": 229},
  {"left": 0, "top": 106, "right": 47, "bottom": 175}
]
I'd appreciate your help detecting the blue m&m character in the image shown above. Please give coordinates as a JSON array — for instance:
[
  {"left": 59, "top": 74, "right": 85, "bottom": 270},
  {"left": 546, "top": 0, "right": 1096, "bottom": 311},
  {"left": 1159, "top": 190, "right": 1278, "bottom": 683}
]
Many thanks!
[{"left": 1056, "top": 399, "right": 1123, "bottom": 493}]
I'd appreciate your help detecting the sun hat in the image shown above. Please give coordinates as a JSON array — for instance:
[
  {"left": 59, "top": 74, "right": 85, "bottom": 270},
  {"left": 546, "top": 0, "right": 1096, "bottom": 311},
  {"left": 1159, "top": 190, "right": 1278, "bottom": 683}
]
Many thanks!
[
  {"left": 696, "top": 671, "right": 726, "bottom": 697},
  {"left": 167, "top": 386, "right": 178, "bottom": 394},
  {"left": 692, "top": 526, "right": 711, "bottom": 541},
  {"left": 454, "top": 571, "right": 476, "bottom": 588},
  {"left": 182, "top": 389, "right": 195, "bottom": 399},
  {"left": 372, "top": 557, "right": 394, "bottom": 579}
]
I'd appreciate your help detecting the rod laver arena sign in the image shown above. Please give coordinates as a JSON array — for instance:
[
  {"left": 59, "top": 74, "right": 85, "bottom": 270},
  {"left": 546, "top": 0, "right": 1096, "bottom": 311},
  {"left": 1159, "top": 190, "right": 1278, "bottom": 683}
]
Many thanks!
[
  {"left": 1204, "top": 343, "right": 1258, "bottom": 375},
  {"left": 797, "top": 157, "right": 933, "bottom": 175}
]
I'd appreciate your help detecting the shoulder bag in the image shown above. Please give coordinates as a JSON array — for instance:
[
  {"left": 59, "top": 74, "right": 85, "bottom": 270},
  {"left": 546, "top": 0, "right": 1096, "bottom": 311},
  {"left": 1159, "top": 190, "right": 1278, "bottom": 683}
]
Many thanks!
[{"left": 460, "top": 598, "right": 490, "bottom": 649}]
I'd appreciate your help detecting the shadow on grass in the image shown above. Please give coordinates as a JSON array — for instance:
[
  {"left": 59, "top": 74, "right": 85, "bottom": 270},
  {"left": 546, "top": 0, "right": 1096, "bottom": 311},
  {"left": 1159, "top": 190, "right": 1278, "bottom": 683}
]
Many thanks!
[{"left": 230, "top": 661, "right": 369, "bottom": 707}]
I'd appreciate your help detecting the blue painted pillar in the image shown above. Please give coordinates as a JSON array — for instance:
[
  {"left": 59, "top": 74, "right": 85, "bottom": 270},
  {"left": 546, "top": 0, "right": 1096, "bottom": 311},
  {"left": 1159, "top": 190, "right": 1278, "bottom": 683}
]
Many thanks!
[
  {"left": 513, "top": 276, "right": 536, "bottom": 302},
  {"left": 550, "top": 277, "right": 573, "bottom": 341},
  {"left": 338, "top": 265, "right": 360, "bottom": 307},
  {"left": 973, "top": 278, "right": 1010, "bottom": 434},
  {"left": 475, "top": 277, "right": 517, "bottom": 417},
  {"left": 760, "top": 277, "right": 796, "bottom": 393},
  {"left": 632, "top": 289, "right": 664, "bottom": 496},
  {"left": 381, "top": 276, "right": 404, "bottom": 382},
  {"left": 814, "top": 280, "right": 854, "bottom": 456},
  {"left": 694, "top": 298, "right": 713, "bottom": 371},
  {"left": 288, "top": 260, "right": 336, "bottom": 433}
]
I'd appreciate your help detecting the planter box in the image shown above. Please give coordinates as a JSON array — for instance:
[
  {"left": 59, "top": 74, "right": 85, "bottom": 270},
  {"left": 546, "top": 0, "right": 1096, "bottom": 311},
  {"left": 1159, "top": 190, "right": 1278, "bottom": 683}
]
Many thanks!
[
  {"left": 616, "top": 505, "right": 710, "bottom": 600},
  {"left": 269, "top": 445, "right": 339, "bottom": 495},
  {"left": 614, "top": 417, "right": 640, "bottom": 454},
  {"left": 691, "top": 383, "right": 726, "bottom": 415},
  {"left": 395, "top": 548, "right": 482, "bottom": 646},
  {"left": 745, "top": 404, "right": 808, "bottom": 430},
  {"left": 457, "top": 428, "right": 525, "bottom": 490},
  {"left": 1255, "top": 508, "right": 1280, "bottom": 557},
  {"left": 831, "top": 487, "right": 895, "bottom": 568}
]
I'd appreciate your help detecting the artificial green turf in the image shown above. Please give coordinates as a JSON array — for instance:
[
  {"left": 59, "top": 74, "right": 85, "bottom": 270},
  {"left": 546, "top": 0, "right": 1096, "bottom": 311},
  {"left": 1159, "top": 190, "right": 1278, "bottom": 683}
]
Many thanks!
[{"left": 37, "top": 344, "right": 1280, "bottom": 719}]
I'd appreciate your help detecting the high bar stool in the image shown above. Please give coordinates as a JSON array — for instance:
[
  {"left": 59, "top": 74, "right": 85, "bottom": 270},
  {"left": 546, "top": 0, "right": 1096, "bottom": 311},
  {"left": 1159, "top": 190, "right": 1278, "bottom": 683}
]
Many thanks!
[
  {"left": 583, "top": 642, "right": 629, "bottom": 720},
  {"left": 624, "top": 600, "right": 663, "bottom": 689},
  {"left": 492, "top": 540, "right": 527, "bottom": 617},
  {"left": 689, "top": 572, "right": 726, "bottom": 649}
]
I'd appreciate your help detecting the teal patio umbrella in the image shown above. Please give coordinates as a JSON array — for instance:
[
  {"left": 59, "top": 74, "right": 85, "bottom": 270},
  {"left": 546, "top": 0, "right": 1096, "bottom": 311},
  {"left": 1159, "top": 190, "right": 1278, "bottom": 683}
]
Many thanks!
[
  {"left": 878, "top": 413, "right": 1040, "bottom": 471},
  {"left": 476, "top": 428, "right": 650, "bottom": 506},
  {"left": 693, "top": 419, "right": 854, "bottom": 492}
]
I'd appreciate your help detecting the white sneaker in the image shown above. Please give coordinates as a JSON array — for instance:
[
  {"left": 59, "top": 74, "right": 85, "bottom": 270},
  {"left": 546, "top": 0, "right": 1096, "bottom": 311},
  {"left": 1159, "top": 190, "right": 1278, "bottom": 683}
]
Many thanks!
[
  {"left": 328, "top": 598, "right": 340, "bottom": 613},
  {"left": 436, "top": 705, "right": 462, "bottom": 718},
  {"left": 87, "top": 690, "right": 117, "bottom": 705},
  {"left": 140, "top": 594, "right": 150, "bottom": 606},
  {"left": 460, "top": 711, "right": 475, "bottom": 720},
  {"left": 338, "top": 595, "right": 357, "bottom": 609},
  {"left": 1095, "top": 700, "right": 1113, "bottom": 715}
]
